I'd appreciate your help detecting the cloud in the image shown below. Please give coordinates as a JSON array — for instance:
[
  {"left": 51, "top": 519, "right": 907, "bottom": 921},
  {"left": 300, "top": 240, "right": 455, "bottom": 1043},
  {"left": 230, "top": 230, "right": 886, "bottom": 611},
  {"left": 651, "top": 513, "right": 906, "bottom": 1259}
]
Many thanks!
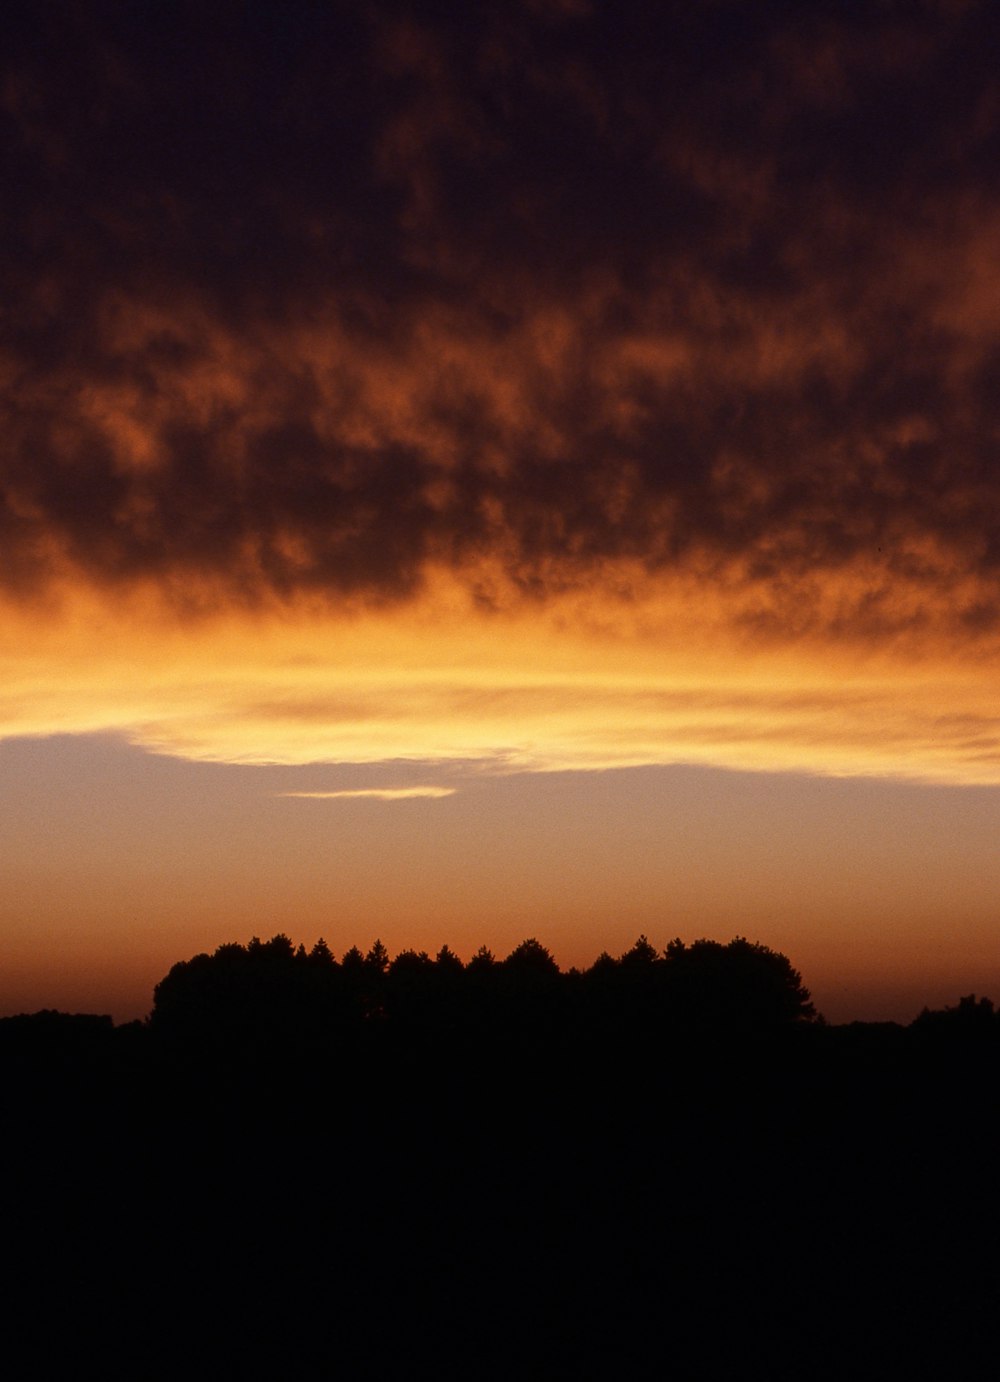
[
  {"left": 277, "top": 787, "right": 456, "bottom": 801},
  {"left": 3, "top": 2, "right": 1000, "bottom": 782},
  {"left": 2, "top": 577, "right": 999, "bottom": 785}
]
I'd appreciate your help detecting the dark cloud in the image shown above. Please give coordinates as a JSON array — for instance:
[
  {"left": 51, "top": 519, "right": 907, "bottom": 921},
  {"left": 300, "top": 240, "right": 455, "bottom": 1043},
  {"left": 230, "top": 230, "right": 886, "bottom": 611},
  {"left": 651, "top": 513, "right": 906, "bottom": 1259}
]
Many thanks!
[{"left": 3, "top": 0, "right": 1000, "bottom": 636}]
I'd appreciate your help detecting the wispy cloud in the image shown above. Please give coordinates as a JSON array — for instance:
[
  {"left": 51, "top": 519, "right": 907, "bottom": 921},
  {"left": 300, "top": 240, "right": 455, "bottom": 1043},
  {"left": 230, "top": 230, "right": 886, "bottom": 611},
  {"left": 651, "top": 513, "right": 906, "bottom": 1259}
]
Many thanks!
[{"left": 277, "top": 787, "right": 456, "bottom": 801}]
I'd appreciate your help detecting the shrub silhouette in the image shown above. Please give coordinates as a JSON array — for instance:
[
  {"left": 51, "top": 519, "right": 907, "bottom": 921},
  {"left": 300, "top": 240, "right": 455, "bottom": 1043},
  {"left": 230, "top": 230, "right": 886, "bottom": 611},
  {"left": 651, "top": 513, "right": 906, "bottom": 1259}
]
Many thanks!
[{"left": 911, "top": 993, "right": 999, "bottom": 1042}]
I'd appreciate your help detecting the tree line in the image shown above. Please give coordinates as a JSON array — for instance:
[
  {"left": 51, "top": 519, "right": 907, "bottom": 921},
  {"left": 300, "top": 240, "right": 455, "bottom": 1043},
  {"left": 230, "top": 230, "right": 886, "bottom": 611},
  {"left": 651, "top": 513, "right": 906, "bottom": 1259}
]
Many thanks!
[
  {"left": 4, "top": 932, "right": 999, "bottom": 1048},
  {"left": 146, "top": 932, "right": 818, "bottom": 1048}
]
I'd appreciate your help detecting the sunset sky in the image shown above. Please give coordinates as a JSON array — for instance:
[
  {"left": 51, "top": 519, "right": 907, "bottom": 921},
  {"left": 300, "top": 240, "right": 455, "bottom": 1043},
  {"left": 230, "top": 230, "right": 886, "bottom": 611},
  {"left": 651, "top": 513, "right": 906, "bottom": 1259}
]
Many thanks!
[{"left": 2, "top": 0, "right": 999, "bottom": 1023}]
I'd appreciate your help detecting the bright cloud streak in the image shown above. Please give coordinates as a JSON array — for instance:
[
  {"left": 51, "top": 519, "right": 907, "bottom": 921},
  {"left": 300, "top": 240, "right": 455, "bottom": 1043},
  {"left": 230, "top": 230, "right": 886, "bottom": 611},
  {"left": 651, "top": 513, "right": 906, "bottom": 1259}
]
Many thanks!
[
  {"left": 278, "top": 787, "right": 456, "bottom": 800},
  {"left": 2, "top": 570, "right": 998, "bottom": 786}
]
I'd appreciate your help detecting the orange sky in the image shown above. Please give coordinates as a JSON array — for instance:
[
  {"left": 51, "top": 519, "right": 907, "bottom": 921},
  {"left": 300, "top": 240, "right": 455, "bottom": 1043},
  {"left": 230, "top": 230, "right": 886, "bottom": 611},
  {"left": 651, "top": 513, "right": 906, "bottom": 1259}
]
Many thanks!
[
  {"left": 2, "top": 571, "right": 998, "bottom": 1024},
  {"left": 2, "top": 729, "right": 999, "bottom": 1025},
  {"left": 3, "top": 2, "right": 1000, "bottom": 1023}
]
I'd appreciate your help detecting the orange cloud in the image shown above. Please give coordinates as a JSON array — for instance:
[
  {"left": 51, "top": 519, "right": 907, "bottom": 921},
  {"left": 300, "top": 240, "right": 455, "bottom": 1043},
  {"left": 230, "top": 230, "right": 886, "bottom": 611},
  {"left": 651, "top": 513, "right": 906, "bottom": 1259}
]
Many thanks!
[
  {"left": 5, "top": 0, "right": 1000, "bottom": 791},
  {"left": 3, "top": 565, "right": 999, "bottom": 786}
]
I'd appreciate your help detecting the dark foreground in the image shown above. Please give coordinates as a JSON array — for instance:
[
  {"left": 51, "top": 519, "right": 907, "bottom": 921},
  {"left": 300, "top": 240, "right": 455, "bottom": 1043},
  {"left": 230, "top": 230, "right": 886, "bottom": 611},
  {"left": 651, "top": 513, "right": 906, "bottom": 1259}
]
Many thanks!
[{"left": 2, "top": 1008, "right": 998, "bottom": 1381}]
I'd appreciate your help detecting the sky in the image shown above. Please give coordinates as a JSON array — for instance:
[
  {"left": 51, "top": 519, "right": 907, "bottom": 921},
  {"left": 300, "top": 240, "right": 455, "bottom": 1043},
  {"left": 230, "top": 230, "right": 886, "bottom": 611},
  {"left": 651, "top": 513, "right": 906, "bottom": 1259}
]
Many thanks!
[{"left": 2, "top": 0, "right": 999, "bottom": 1023}]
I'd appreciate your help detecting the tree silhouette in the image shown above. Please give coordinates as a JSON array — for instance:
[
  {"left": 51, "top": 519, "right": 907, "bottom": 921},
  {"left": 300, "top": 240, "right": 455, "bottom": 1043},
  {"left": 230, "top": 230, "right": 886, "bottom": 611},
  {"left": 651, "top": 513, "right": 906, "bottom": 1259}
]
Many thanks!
[
  {"left": 386, "top": 949, "right": 434, "bottom": 1024},
  {"left": 309, "top": 938, "right": 335, "bottom": 967},
  {"left": 468, "top": 945, "right": 496, "bottom": 969},
  {"left": 503, "top": 938, "right": 559, "bottom": 977},
  {"left": 365, "top": 939, "right": 391, "bottom": 974},
  {"left": 659, "top": 937, "right": 817, "bottom": 1031},
  {"left": 435, "top": 944, "right": 463, "bottom": 974},
  {"left": 619, "top": 935, "right": 659, "bottom": 969}
]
